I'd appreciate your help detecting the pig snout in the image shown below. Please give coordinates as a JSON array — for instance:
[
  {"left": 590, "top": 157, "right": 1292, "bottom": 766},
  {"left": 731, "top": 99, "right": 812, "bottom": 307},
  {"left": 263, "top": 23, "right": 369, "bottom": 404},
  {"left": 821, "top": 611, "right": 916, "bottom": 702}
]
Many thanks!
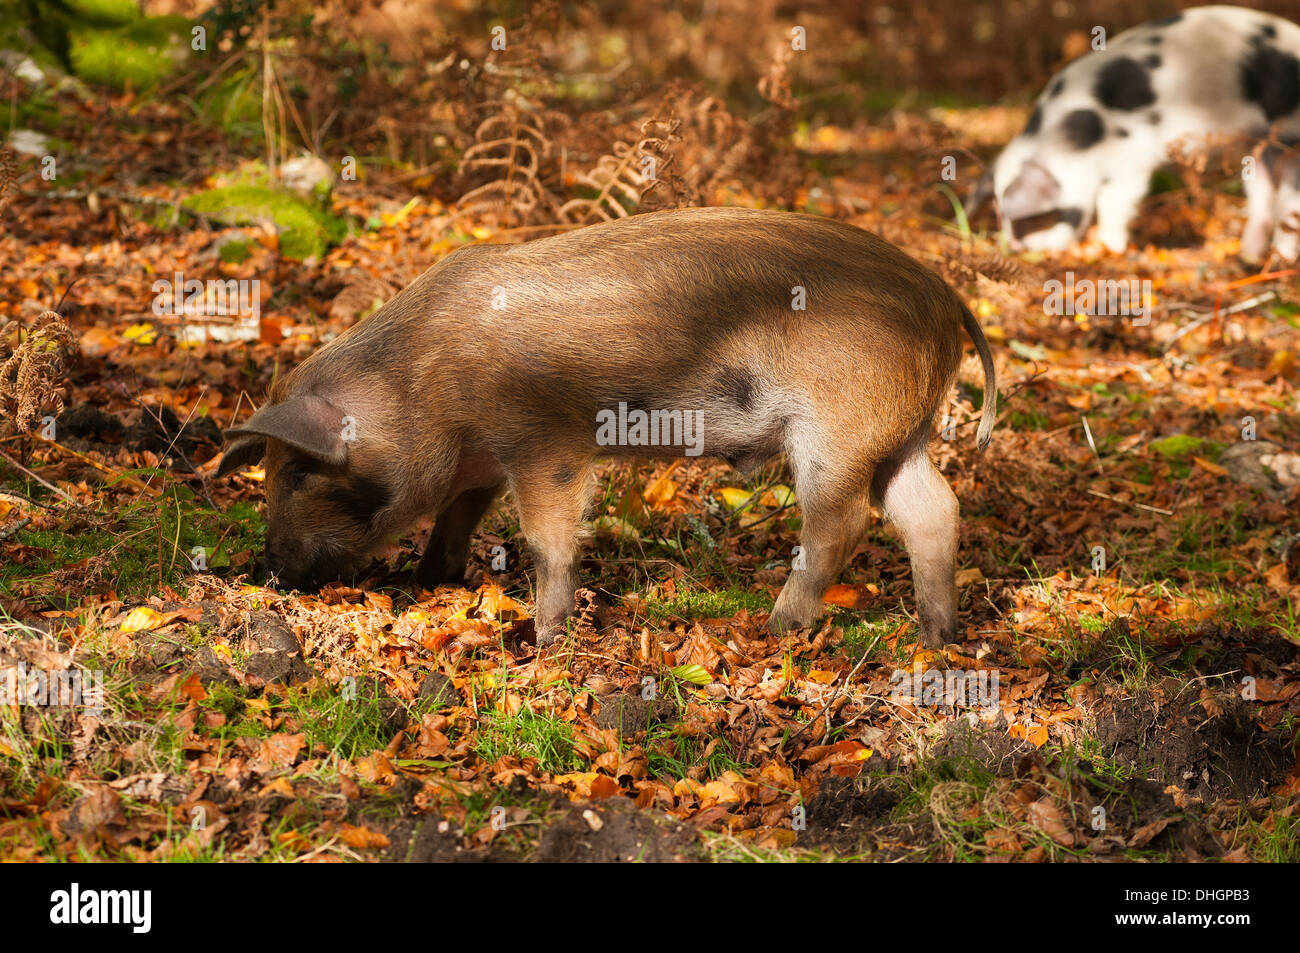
[{"left": 260, "top": 534, "right": 344, "bottom": 591}]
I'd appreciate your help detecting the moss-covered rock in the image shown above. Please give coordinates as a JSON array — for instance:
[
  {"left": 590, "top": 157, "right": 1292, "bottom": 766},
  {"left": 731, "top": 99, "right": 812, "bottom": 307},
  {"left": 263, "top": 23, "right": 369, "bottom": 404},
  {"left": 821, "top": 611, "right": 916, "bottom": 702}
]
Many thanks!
[
  {"left": 65, "top": 0, "right": 141, "bottom": 25},
  {"left": 69, "top": 14, "right": 191, "bottom": 89},
  {"left": 183, "top": 185, "right": 347, "bottom": 261}
]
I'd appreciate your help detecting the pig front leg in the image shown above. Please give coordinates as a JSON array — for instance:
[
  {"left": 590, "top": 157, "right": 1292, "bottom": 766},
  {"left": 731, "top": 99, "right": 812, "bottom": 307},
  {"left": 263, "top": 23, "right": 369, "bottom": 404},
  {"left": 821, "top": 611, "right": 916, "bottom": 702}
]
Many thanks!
[
  {"left": 510, "top": 460, "right": 592, "bottom": 647},
  {"left": 415, "top": 484, "right": 502, "bottom": 589},
  {"left": 768, "top": 488, "right": 873, "bottom": 636},
  {"left": 1242, "top": 143, "right": 1278, "bottom": 265},
  {"left": 1093, "top": 172, "right": 1151, "bottom": 253}
]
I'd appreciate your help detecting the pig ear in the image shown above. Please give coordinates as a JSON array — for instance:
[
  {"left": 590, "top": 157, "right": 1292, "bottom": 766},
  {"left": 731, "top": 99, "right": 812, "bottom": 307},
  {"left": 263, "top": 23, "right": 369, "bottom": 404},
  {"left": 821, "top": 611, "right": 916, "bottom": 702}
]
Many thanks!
[
  {"left": 223, "top": 394, "right": 349, "bottom": 466},
  {"left": 999, "top": 160, "right": 1060, "bottom": 222},
  {"left": 215, "top": 435, "right": 267, "bottom": 478}
]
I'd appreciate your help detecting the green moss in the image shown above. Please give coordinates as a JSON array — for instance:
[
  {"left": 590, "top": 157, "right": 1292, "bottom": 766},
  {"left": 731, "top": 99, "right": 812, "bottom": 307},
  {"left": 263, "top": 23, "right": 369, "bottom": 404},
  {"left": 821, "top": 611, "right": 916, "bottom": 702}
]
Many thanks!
[
  {"left": 65, "top": 0, "right": 141, "bottom": 24},
  {"left": 217, "top": 238, "right": 251, "bottom": 264},
  {"left": 0, "top": 480, "right": 264, "bottom": 605},
  {"left": 641, "top": 584, "right": 774, "bottom": 623},
  {"left": 1149, "top": 434, "right": 1203, "bottom": 459},
  {"left": 68, "top": 15, "right": 192, "bottom": 89},
  {"left": 184, "top": 184, "right": 346, "bottom": 261}
]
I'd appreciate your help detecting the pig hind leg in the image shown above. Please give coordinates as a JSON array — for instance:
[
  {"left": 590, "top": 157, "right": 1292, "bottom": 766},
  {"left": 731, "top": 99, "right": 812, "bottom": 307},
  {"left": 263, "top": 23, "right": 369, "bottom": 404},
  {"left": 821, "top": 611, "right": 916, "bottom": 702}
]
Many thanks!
[
  {"left": 510, "top": 458, "right": 592, "bottom": 646},
  {"left": 870, "top": 440, "right": 959, "bottom": 649},
  {"left": 416, "top": 484, "right": 503, "bottom": 588}
]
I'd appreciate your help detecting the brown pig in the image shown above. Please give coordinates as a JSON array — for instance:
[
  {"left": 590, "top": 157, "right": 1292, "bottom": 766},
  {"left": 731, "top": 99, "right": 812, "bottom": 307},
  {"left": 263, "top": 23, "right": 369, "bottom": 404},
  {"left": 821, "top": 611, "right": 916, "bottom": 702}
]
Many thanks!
[{"left": 217, "top": 206, "right": 997, "bottom": 648}]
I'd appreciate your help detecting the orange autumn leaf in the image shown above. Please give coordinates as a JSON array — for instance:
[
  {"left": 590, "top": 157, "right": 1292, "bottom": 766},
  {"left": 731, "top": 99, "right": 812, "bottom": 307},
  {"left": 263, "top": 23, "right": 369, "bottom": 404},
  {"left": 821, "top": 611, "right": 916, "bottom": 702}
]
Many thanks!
[
  {"left": 338, "top": 823, "right": 391, "bottom": 849},
  {"left": 822, "top": 583, "right": 876, "bottom": 609},
  {"left": 179, "top": 673, "right": 207, "bottom": 702}
]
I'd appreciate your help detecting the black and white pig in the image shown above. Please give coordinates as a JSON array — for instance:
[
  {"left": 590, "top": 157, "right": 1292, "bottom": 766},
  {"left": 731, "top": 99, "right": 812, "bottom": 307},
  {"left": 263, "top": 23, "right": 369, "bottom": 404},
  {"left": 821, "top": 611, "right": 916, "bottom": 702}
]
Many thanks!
[{"left": 972, "top": 5, "right": 1300, "bottom": 262}]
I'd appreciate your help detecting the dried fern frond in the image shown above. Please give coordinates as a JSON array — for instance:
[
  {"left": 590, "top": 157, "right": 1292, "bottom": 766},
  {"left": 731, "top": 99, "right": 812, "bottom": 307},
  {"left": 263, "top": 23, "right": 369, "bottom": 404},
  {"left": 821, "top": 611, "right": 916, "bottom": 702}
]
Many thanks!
[
  {"left": 454, "top": 105, "right": 565, "bottom": 227},
  {"left": 685, "top": 95, "right": 755, "bottom": 197},
  {"left": 559, "top": 140, "right": 650, "bottom": 224},
  {"left": 637, "top": 115, "right": 696, "bottom": 211},
  {"left": 0, "top": 310, "right": 78, "bottom": 434},
  {"left": 938, "top": 250, "right": 1024, "bottom": 290},
  {"left": 757, "top": 43, "right": 796, "bottom": 111}
]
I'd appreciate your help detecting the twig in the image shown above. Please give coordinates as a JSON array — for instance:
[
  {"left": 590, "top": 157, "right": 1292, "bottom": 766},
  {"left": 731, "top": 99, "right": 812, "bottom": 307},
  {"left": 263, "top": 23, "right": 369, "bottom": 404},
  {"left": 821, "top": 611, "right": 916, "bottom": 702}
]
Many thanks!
[
  {"left": 1081, "top": 415, "right": 1102, "bottom": 474},
  {"left": 1085, "top": 488, "right": 1173, "bottom": 517},
  {"left": 1161, "top": 291, "right": 1275, "bottom": 353},
  {"left": 40, "top": 187, "right": 222, "bottom": 229},
  {"left": 0, "top": 487, "right": 57, "bottom": 511},
  {"left": 0, "top": 449, "right": 80, "bottom": 505},
  {"left": 781, "top": 636, "right": 873, "bottom": 750}
]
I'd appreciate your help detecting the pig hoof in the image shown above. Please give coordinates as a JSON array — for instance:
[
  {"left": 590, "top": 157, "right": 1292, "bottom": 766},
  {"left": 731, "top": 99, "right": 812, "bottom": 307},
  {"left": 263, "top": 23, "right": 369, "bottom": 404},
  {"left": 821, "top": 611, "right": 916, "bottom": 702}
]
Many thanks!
[
  {"left": 535, "top": 623, "right": 563, "bottom": 649},
  {"left": 766, "top": 612, "right": 810, "bottom": 635},
  {"left": 917, "top": 629, "right": 953, "bottom": 650}
]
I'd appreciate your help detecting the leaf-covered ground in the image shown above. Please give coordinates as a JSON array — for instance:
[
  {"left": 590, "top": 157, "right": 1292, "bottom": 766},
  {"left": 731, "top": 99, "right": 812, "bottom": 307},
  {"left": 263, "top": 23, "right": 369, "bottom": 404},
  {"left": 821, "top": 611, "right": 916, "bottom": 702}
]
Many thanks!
[{"left": 1, "top": 3, "right": 1299, "bottom": 863}]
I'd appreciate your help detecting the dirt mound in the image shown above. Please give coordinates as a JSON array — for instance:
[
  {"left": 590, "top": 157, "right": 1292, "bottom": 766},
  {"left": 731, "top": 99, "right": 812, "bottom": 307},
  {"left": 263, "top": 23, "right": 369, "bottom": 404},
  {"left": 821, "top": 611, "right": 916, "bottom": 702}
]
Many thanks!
[
  {"left": 1092, "top": 688, "right": 1292, "bottom": 801},
  {"left": 533, "top": 800, "right": 698, "bottom": 862},
  {"left": 801, "top": 775, "right": 905, "bottom": 855},
  {"left": 593, "top": 692, "right": 679, "bottom": 733},
  {"left": 53, "top": 403, "right": 221, "bottom": 471},
  {"left": 386, "top": 816, "right": 494, "bottom": 863}
]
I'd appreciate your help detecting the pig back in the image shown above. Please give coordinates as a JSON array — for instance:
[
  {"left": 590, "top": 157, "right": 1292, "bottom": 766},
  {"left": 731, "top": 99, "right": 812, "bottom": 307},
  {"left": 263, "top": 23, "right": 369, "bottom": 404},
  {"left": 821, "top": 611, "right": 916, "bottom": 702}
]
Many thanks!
[{"left": 308, "top": 207, "right": 965, "bottom": 462}]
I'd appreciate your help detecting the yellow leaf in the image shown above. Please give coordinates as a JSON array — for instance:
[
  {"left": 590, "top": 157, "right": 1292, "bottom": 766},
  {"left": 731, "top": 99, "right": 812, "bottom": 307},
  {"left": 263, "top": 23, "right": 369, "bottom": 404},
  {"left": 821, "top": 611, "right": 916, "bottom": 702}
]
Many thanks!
[
  {"left": 1267, "top": 349, "right": 1295, "bottom": 378},
  {"left": 1011, "top": 724, "right": 1050, "bottom": 747},
  {"left": 592, "top": 516, "right": 641, "bottom": 540},
  {"left": 955, "top": 567, "right": 986, "bottom": 588},
  {"left": 554, "top": 771, "right": 601, "bottom": 798},
  {"left": 120, "top": 606, "right": 167, "bottom": 632},
  {"left": 911, "top": 649, "right": 943, "bottom": 669},
  {"left": 760, "top": 484, "right": 796, "bottom": 508},
  {"left": 381, "top": 197, "right": 420, "bottom": 228},
  {"left": 822, "top": 583, "right": 876, "bottom": 608},
  {"left": 403, "top": 608, "right": 438, "bottom": 626},
  {"left": 717, "top": 487, "right": 756, "bottom": 511},
  {"left": 123, "top": 322, "right": 157, "bottom": 345}
]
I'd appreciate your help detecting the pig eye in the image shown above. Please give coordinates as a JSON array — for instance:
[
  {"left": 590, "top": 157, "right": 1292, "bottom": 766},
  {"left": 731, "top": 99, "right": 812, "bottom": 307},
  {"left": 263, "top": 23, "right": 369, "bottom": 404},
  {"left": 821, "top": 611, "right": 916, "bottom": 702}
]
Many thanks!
[{"left": 280, "top": 457, "right": 322, "bottom": 490}]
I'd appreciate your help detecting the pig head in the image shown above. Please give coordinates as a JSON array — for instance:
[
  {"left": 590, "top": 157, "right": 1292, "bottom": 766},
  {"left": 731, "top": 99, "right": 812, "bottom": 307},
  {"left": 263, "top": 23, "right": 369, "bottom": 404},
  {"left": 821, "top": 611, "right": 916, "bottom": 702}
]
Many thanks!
[{"left": 218, "top": 206, "right": 997, "bottom": 649}]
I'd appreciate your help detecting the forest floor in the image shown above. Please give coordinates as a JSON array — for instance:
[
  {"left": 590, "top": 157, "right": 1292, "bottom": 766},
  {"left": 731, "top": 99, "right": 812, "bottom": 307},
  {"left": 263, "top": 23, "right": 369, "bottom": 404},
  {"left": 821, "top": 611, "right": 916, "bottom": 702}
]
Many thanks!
[{"left": 2, "top": 65, "right": 1299, "bottom": 863}]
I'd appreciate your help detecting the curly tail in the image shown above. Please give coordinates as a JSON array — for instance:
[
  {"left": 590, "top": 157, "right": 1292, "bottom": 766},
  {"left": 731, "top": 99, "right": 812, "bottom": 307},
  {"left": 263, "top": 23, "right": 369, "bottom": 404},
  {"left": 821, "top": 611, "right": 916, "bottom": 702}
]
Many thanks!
[{"left": 960, "top": 303, "right": 998, "bottom": 450}]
